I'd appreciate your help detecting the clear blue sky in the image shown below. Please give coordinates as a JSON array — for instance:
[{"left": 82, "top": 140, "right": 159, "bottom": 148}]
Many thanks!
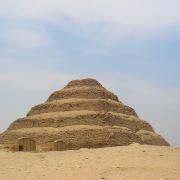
[{"left": 0, "top": 0, "right": 180, "bottom": 146}]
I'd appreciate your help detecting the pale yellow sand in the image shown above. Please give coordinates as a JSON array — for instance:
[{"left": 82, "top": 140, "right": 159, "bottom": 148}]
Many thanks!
[{"left": 0, "top": 144, "right": 180, "bottom": 180}]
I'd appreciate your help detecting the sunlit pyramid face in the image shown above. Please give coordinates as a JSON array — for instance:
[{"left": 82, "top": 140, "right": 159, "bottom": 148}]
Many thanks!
[{"left": 0, "top": 78, "right": 169, "bottom": 151}]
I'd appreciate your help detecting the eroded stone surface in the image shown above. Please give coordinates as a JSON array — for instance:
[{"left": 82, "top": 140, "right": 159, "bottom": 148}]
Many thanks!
[{"left": 0, "top": 78, "right": 170, "bottom": 150}]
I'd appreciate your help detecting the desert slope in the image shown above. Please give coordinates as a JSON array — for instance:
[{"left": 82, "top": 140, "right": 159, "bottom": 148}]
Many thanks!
[{"left": 0, "top": 144, "right": 180, "bottom": 180}]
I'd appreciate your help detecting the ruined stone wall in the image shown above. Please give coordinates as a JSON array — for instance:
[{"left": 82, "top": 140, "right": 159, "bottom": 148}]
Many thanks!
[
  {"left": 8, "top": 113, "right": 154, "bottom": 133},
  {"left": 47, "top": 87, "right": 119, "bottom": 102},
  {"left": 1, "top": 126, "right": 169, "bottom": 148},
  {"left": 27, "top": 99, "right": 137, "bottom": 117}
]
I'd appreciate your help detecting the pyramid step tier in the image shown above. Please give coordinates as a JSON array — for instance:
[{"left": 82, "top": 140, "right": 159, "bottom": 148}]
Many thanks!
[
  {"left": 0, "top": 125, "right": 169, "bottom": 148},
  {"left": 47, "top": 86, "right": 119, "bottom": 102},
  {"left": 8, "top": 111, "right": 153, "bottom": 132},
  {"left": 27, "top": 98, "right": 138, "bottom": 117},
  {"left": 65, "top": 78, "right": 103, "bottom": 88}
]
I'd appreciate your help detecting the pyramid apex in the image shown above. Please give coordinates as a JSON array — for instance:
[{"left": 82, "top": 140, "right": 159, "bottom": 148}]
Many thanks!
[{"left": 65, "top": 78, "right": 103, "bottom": 88}]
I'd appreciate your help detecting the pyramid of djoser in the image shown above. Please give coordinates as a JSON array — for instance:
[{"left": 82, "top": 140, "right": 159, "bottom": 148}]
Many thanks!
[{"left": 0, "top": 78, "right": 169, "bottom": 151}]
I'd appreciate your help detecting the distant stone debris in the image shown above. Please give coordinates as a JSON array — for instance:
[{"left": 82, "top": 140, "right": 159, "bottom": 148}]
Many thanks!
[{"left": 0, "top": 78, "right": 169, "bottom": 151}]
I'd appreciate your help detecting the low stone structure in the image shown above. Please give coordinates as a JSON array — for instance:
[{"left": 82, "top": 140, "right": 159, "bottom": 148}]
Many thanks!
[
  {"left": 54, "top": 140, "right": 68, "bottom": 151},
  {"left": 15, "top": 137, "right": 36, "bottom": 151},
  {"left": 0, "top": 78, "right": 169, "bottom": 151}
]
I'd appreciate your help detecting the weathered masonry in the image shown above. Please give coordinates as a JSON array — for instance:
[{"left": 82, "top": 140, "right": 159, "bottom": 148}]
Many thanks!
[
  {"left": 15, "top": 137, "right": 36, "bottom": 151},
  {"left": 0, "top": 78, "right": 170, "bottom": 151}
]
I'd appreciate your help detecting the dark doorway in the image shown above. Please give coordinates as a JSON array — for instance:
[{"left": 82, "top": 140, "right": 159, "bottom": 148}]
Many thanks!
[{"left": 19, "top": 145, "right": 23, "bottom": 151}]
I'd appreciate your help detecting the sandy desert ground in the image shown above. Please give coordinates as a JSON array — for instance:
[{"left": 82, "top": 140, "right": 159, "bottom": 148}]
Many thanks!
[{"left": 0, "top": 144, "right": 180, "bottom": 180}]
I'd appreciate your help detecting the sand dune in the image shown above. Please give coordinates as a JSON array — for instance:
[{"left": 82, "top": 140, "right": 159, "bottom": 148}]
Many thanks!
[{"left": 0, "top": 144, "right": 180, "bottom": 180}]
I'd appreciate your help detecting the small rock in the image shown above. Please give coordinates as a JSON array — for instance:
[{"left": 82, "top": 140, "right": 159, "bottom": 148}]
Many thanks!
[{"left": 112, "top": 165, "right": 120, "bottom": 169}]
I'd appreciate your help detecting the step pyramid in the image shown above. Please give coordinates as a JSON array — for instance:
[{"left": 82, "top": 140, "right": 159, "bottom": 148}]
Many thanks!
[{"left": 0, "top": 78, "right": 169, "bottom": 150}]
